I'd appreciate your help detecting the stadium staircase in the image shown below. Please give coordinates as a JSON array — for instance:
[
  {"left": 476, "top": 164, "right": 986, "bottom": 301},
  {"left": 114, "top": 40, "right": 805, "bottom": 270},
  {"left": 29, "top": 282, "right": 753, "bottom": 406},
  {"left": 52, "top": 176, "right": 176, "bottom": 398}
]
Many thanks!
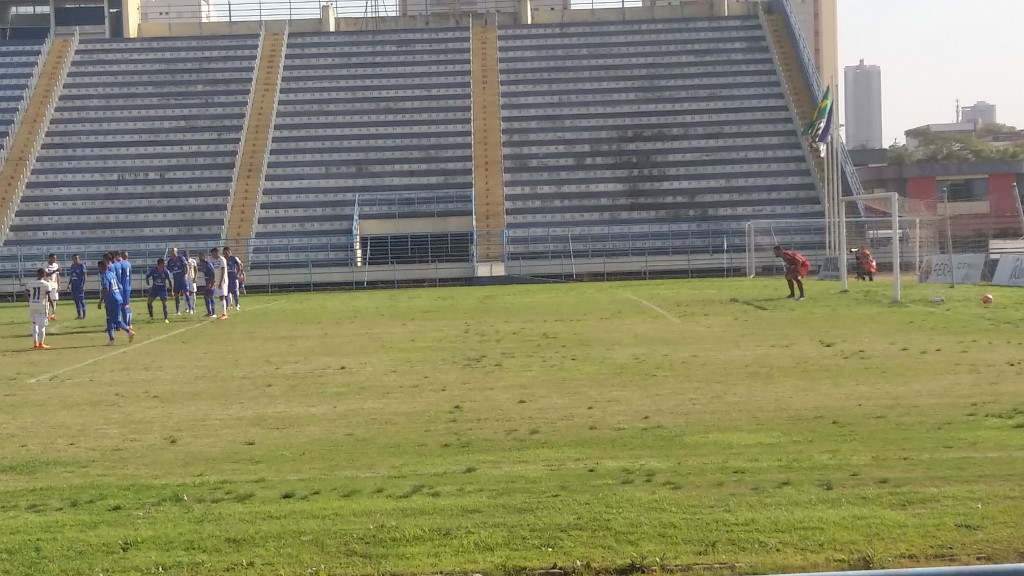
[
  {"left": 0, "top": 34, "right": 75, "bottom": 244},
  {"left": 225, "top": 26, "right": 288, "bottom": 245},
  {"left": 470, "top": 16, "right": 507, "bottom": 274},
  {"left": 761, "top": 11, "right": 823, "bottom": 198},
  {"left": 762, "top": 6, "right": 867, "bottom": 250}
]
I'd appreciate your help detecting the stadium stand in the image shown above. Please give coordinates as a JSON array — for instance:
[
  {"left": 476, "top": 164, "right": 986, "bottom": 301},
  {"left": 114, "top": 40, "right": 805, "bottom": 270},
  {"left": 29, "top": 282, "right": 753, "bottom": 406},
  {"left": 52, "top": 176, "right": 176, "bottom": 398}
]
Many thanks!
[
  {"left": 0, "top": 39, "right": 45, "bottom": 159},
  {"left": 257, "top": 29, "right": 475, "bottom": 251},
  {"left": 0, "top": 6, "right": 851, "bottom": 288},
  {"left": 3, "top": 35, "right": 259, "bottom": 247},
  {"left": 497, "top": 17, "right": 820, "bottom": 262}
]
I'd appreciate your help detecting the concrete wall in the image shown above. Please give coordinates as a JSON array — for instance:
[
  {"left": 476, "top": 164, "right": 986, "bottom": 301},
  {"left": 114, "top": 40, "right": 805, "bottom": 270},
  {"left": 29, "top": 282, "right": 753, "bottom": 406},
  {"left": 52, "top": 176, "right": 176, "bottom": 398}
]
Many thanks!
[
  {"left": 787, "top": 0, "right": 838, "bottom": 90},
  {"left": 531, "top": 3, "right": 753, "bottom": 24},
  {"left": 400, "top": 0, "right": 518, "bottom": 16},
  {"left": 988, "top": 173, "right": 1020, "bottom": 217},
  {"left": 136, "top": 15, "right": 322, "bottom": 36},
  {"left": 122, "top": 0, "right": 141, "bottom": 37},
  {"left": 359, "top": 216, "right": 473, "bottom": 236},
  {"left": 636, "top": 0, "right": 758, "bottom": 18},
  {"left": 336, "top": 12, "right": 516, "bottom": 30},
  {"left": 131, "top": 0, "right": 763, "bottom": 38}
]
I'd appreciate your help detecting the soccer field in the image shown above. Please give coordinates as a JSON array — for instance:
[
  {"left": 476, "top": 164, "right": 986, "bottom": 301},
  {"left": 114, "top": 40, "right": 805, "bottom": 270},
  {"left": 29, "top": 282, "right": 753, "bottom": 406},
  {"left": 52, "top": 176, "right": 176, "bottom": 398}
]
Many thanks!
[{"left": 1, "top": 279, "right": 1023, "bottom": 576}]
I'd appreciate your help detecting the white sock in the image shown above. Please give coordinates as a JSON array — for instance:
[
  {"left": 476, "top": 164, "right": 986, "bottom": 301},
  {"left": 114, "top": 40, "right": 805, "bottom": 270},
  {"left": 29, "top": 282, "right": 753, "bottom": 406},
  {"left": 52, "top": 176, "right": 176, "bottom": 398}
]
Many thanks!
[
  {"left": 221, "top": 299, "right": 228, "bottom": 315},
  {"left": 38, "top": 326, "right": 45, "bottom": 344},
  {"left": 33, "top": 324, "right": 39, "bottom": 342}
]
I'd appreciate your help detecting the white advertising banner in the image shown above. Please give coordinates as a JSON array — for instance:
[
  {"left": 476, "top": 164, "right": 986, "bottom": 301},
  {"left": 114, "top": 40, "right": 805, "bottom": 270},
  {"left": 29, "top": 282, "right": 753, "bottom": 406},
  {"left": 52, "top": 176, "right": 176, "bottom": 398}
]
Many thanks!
[
  {"left": 992, "top": 253, "right": 1024, "bottom": 287},
  {"left": 918, "top": 254, "right": 986, "bottom": 285}
]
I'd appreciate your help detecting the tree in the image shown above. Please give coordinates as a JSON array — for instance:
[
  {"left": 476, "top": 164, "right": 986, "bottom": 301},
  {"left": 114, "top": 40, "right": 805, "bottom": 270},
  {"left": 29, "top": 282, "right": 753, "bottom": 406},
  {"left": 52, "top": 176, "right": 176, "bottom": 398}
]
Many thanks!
[
  {"left": 975, "top": 122, "right": 1020, "bottom": 139},
  {"left": 900, "top": 127, "right": 1024, "bottom": 164},
  {"left": 886, "top": 143, "right": 916, "bottom": 165}
]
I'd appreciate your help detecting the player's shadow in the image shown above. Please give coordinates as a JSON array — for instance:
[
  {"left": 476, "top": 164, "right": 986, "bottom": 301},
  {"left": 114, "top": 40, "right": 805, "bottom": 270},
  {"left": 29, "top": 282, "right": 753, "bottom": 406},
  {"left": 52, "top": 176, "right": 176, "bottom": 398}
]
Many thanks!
[
  {"left": 10, "top": 344, "right": 107, "bottom": 352},
  {"left": 729, "top": 297, "right": 777, "bottom": 311},
  {"left": 0, "top": 328, "right": 107, "bottom": 339},
  {"left": 48, "top": 329, "right": 109, "bottom": 336}
]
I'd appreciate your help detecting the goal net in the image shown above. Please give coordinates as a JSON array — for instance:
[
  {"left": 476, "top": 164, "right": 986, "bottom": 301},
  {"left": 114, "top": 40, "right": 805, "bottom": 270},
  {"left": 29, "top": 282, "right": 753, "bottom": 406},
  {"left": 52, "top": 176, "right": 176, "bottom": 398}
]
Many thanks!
[{"left": 744, "top": 215, "right": 941, "bottom": 282}]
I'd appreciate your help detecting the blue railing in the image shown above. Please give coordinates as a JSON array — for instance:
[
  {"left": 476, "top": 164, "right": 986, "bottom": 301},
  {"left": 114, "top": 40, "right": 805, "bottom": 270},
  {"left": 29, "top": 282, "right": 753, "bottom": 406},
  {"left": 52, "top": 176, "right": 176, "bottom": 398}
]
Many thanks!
[{"left": 772, "top": 0, "right": 866, "bottom": 207}]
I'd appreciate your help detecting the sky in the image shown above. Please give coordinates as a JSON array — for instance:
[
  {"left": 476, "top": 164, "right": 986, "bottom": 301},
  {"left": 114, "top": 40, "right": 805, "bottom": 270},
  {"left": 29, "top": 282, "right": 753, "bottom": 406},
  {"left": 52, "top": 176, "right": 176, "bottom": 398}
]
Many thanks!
[{"left": 838, "top": 0, "right": 1024, "bottom": 146}]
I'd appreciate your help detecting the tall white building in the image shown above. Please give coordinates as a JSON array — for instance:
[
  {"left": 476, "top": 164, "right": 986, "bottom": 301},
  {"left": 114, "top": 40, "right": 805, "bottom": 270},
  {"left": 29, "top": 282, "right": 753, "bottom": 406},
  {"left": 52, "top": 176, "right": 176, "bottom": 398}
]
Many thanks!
[{"left": 844, "top": 59, "right": 882, "bottom": 149}]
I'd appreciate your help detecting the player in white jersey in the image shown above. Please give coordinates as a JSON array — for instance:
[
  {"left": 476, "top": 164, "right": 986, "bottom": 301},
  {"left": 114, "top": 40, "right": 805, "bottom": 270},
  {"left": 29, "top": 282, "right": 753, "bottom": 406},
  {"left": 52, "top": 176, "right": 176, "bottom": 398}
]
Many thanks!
[
  {"left": 27, "top": 268, "right": 54, "bottom": 349},
  {"left": 210, "top": 247, "right": 229, "bottom": 320},
  {"left": 44, "top": 253, "right": 60, "bottom": 320},
  {"left": 184, "top": 250, "right": 199, "bottom": 315}
]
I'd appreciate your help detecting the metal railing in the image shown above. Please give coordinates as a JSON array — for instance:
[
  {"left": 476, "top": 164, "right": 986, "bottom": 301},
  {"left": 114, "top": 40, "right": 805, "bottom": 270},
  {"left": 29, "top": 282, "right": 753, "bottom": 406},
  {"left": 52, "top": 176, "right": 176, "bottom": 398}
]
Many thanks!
[
  {"left": 1, "top": 29, "right": 77, "bottom": 245},
  {"left": 355, "top": 190, "right": 472, "bottom": 218},
  {"left": 771, "top": 0, "right": 866, "bottom": 206},
  {"left": 757, "top": 6, "right": 825, "bottom": 210},
  {"left": 4, "top": 212, "right": 1020, "bottom": 298},
  {"left": 136, "top": 0, "right": 722, "bottom": 24},
  {"left": 0, "top": 32, "right": 51, "bottom": 173}
]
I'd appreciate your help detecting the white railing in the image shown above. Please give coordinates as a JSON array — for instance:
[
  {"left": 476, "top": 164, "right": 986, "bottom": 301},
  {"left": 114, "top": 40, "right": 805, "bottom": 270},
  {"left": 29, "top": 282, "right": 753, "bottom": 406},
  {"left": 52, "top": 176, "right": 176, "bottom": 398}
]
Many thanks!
[
  {"left": 0, "top": 32, "right": 52, "bottom": 173},
  {"left": 1, "top": 29, "right": 78, "bottom": 245},
  {"left": 223, "top": 23, "right": 265, "bottom": 240}
]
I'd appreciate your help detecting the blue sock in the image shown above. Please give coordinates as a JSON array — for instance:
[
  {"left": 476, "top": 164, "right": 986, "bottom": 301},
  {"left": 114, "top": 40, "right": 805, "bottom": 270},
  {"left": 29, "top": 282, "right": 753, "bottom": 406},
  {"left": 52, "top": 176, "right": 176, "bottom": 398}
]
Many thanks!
[
  {"left": 162, "top": 302, "right": 168, "bottom": 319},
  {"left": 175, "top": 296, "right": 181, "bottom": 313}
]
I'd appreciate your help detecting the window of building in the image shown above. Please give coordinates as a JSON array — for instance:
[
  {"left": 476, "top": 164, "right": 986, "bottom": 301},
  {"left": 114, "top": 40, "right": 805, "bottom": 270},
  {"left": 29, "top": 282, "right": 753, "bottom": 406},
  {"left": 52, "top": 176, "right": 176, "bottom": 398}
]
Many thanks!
[{"left": 942, "top": 177, "right": 989, "bottom": 202}]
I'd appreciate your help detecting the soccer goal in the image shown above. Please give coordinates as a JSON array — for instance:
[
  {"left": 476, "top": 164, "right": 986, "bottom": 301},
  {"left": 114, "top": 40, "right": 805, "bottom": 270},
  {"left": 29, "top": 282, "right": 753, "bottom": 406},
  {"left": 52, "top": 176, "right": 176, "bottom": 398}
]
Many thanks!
[{"left": 745, "top": 198, "right": 941, "bottom": 302}]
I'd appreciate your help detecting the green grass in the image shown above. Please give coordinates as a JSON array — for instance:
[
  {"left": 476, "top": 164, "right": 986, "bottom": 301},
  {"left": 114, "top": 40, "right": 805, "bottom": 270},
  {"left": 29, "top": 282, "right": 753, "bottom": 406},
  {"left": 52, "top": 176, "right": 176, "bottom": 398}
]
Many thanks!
[{"left": 0, "top": 278, "right": 1023, "bottom": 575}]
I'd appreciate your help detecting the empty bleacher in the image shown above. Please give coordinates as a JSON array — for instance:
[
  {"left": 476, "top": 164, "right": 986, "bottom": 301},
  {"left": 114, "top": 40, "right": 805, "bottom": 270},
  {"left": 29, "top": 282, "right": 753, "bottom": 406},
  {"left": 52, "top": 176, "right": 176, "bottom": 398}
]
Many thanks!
[
  {"left": 0, "top": 39, "right": 45, "bottom": 158},
  {"left": 498, "top": 17, "right": 820, "bottom": 262},
  {"left": 0, "top": 15, "right": 838, "bottom": 287},
  {"left": 4, "top": 35, "right": 259, "bottom": 247},
  {"left": 257, "top": 28, "right": 476, "bottom": 261}
]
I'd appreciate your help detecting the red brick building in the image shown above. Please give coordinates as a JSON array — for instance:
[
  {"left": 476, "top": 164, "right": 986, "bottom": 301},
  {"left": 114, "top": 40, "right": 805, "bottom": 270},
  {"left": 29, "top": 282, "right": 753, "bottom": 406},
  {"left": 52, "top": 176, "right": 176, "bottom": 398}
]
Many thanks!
[{"left": 856, "top": 160, "right": 1024, "bottom": 239}]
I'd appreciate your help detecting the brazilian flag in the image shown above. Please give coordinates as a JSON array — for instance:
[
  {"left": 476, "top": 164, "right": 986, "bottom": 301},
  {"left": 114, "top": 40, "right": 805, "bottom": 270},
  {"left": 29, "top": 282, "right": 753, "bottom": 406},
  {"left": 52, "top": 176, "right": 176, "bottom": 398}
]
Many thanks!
[{"left": 802, "top": 86, "right": 833, "bottom": 137}]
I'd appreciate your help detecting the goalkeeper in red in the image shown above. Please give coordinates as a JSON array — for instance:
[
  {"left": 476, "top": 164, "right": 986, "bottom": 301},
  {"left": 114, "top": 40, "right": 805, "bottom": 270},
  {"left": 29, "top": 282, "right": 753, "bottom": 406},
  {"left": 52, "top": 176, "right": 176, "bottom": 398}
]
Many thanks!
[{"left": 773, "top": 245, "right": 810, "bottom": 301}]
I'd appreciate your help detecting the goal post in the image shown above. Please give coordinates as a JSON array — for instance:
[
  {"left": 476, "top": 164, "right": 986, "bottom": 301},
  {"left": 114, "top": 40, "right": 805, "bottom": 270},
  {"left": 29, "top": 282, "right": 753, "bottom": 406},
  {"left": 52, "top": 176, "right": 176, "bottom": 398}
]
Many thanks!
[
  {"left": 745, "top": 211, "right": 938, "bottom": 301},
  {"left": 842, "top": 192, "right": 899, "bottom": 301}
]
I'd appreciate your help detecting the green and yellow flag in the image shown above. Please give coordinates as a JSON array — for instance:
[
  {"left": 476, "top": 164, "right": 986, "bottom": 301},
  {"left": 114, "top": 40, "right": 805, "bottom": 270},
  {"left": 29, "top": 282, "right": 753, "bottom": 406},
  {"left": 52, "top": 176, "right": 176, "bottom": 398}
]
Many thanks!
[{"left": 802, "top": 86, "right": 833, "bottom": 137}]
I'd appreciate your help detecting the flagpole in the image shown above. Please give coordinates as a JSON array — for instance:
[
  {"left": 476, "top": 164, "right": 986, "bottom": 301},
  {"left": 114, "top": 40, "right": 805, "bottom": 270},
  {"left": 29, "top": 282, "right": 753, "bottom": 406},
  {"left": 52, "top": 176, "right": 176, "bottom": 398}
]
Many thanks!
[
  {"left": 823, "top": 138, "right": 831, "bottom": 256},
  {"left": 829, "top": 127, "right": 837, "bottom": 257},
  {"left": 831, "top": 79, "right": 840, "bottom": 261},
  {"left": 837, "top": 131, "right": 849, "bottom": 291},
  {"left": 806, "top": 85, "right": 834, "bottom": 262}
]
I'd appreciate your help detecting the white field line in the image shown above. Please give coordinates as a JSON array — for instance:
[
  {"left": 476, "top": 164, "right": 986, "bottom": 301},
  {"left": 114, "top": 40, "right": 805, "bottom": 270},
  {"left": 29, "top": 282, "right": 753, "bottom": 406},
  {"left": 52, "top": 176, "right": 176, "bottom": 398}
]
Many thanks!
[
  {"left": 627, "top": 294, "right": 681, "bottom": 324},
  {"left": 27, "top": 300, "right": 282, "bottom": 384}
]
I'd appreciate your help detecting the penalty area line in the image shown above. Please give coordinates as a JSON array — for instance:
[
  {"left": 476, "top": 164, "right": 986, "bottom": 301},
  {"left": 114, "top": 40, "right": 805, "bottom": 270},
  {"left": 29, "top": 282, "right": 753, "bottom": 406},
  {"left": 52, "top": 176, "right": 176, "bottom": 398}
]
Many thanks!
[
  {"left": 27, "top": 300, "right": 282, "bottom": 384},
  {"left": 627, "top": 294, "right": 682, "bottom": 324}
]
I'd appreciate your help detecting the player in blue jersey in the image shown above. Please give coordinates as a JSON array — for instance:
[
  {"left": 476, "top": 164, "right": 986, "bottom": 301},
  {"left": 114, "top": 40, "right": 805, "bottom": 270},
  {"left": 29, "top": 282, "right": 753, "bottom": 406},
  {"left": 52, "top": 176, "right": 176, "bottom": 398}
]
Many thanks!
[
  {"left": 167, "top": 247, "right": 188, "bottom": 315},
  {"left": 98, "top": 260, "right": 135, "bottom": 345},
  {"left": 199, "top": 251, "right": 217, "bottom": 317},
  {"left": 67, "top": 254, "right": 87, "bottom": 320},
  {"left": 145, "top": 258, "right": 172, "bottom": 323},
  {"left": 223, "top": 246, "right": 244, "bottom": 311},
  {"left": 119, "top": 251, "right": 134, "bottom": 328}
]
